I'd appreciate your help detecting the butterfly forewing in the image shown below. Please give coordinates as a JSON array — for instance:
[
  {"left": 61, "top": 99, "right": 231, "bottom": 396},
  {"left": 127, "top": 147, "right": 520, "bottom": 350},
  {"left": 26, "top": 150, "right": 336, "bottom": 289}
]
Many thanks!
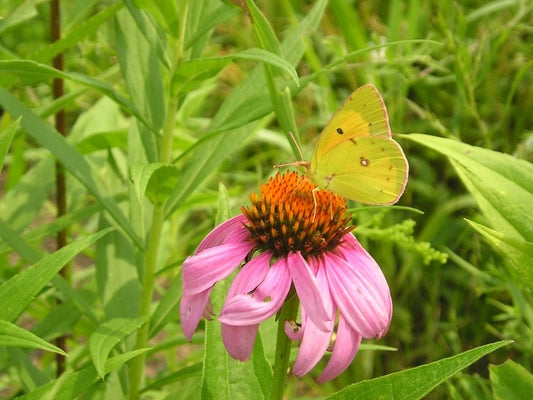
[{"left": 312, "top": 84, "right": 391, "bottom": 166}]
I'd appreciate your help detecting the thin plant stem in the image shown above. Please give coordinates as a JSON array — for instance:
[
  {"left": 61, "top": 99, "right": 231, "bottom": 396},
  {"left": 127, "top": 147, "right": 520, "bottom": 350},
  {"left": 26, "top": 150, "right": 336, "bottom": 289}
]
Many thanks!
[
  {"left": 128, "top": 2, "right": 189, "bottom": 397},
  {"left": 270, "top": 294, "right": 299, "bottom": 400},
  {"left": 51, "top": 0, "right": 69, "bottom": 377}
]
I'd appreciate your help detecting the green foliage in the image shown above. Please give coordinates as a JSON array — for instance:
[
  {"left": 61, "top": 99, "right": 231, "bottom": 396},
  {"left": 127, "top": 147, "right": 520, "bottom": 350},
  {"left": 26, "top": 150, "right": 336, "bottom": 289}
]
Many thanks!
[{"left": 0, "top": 0, "right": 532, "bottom": 399}]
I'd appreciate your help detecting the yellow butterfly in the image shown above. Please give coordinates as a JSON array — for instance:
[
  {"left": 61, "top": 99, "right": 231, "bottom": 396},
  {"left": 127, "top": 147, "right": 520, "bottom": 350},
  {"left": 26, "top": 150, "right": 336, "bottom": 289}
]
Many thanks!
[{"left": 300, "top": 84, "right": 409, "bottom": 205}]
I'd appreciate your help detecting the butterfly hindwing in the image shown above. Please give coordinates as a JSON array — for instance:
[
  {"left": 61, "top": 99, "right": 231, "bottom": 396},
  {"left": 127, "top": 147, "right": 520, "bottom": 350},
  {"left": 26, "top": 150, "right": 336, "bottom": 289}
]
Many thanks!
[{"left": 309, "top": 137, "right": 408, "bottom": 204}]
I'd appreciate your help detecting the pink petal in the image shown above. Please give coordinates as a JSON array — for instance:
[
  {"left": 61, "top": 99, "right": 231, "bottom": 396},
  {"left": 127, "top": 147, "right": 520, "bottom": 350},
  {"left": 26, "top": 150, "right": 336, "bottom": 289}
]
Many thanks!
[
  {"left": 180, "top": 289, "right": 213, "bottom": 341},
  {"left": 292, "top": 265, "right": 335, "bottom": 377},
  {"left": 219, "top": 256, "right": 291, "bottom": 326},
  {"left": 325, "top": 250, "right": 391, "bottom": 338},
  {"left": 227, "top": 252, "right": 271, "bottom": 298},
  {"left": 317, "top": 316, "right": 362, "bottom": 383},
  {"left": 221, "top": 323, "right": 259, "bottom": 361},
  {"left": 182, "top": 240, "right": 254, "bottom": 295},
  {"left": 284, "top": 320, "right": 303, "bottom": 341},
  {"left": 288, "top": 252, "right": 333, "bottom": 332},
  {"left": 197, "top": 215, "right": 249, "bottom": 252}
]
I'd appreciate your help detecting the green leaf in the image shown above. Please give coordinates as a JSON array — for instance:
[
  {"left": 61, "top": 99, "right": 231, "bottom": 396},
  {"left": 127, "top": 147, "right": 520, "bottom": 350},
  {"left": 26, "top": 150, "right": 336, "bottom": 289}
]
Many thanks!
[
  {"left": 0, "top": 218, "right": 101, "bottom": 326},
  {"left": 123, "top": 0, "right": 171, "bottom": 68},
  {"left": 325, "top": 340, "right": 512, "bottom": 400},
  {"left": 95, "top": 217, "right": 140, "bottom": 319},
  {"left": 0, "top": 61, "right": 153, "bottom": 133},
  {"left": 0, "top": 228, "right": 113, "bottom": 322},
  {"left": 31, "top": 4, "right": 124, "bottom": 63},
  {"left": 145, "top": 165, "right": 180, "bottom": 206},
  {"left": 7, "top": 348, "right": 50, "bottom": 392},
  {"left": 171, "top": 48, "right": 298, "bottom": 95},
  {"left": 0, "top": 319, "right": 67, "bottom": 355},
  {"left": 201, "top": 254, "right": 272, "bottom": 400},
  {"left": 149, "top": 274, "right": 182, "bottom": 337},
  {"left": 115, "top": 8, "right": 166, "bottom": 132},
  {"left": 405, "top": 134, "right": 533, "bottom": 242},
  {"left": 132, "top": 0, "right": 179, "bottom": 36},
  {"left": 89, "top": 316, "right": 149, "bottom": 379},
  {"left": 0, "top": 156, "right": 54, "bottom": 232},
  {"left": 130, "top": 163, "right": 179, "bottom": 206},
  {"left": 75, "top": 130, "right": 128, "bottom": 154},
  {"left": 16, "top": 348, "right": 151, "bottom": 400},
  {"left": 184, "top": 2, "right": 240, "bottom": 50},
  {"left": 0, "top": 88, "right": 143, "bottom": 249},
  {"left": 0, "top": 117, "right": 19, "bottom": 173},
  {"left": 0, "top": 0, "right": 44, "bottom": 35},
  {"left": 466, "top": 220, "right": 533, "bottom": 289},
  {"left": 245, "top": 0, "right": 282, "bottom": 55},
  {"left": 490, "top": 359, "right": 533, "bottom": 400},
  {"left": 140, "top": 363, "right": 202, "bottom": 393}
]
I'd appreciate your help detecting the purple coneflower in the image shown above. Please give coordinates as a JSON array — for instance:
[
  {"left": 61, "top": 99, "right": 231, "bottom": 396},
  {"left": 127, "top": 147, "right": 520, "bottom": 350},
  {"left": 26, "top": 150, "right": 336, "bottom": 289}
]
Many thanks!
[{"left": 180, "top": 171, "right": 392, "bottom": 382}]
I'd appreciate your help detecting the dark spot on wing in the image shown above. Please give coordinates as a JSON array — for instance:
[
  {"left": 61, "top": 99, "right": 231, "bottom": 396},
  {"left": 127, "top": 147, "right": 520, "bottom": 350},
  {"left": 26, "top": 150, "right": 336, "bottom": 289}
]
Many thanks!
[
  {"left": 360, "top": 157, "right": 370, "bottom": 167},
  {"left": 336, "top": 127, "right": 344, "bottom": 134}
]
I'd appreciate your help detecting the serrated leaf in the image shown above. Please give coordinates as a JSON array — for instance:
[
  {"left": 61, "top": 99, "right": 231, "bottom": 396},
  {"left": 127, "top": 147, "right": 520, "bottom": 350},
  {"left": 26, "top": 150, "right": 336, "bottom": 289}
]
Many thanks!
[
  {"left": 0, "top": 319, "right": 67, "bottom": 355},
  {"left": 326, "top": 341, "right": 512, "bottom": 400},
  {"left": 0, "top": 228, "right": 113, "bottom": 322},
  {"left": 405, "top": 134, "right": 533, "bottom": 242},
  {"left": 89, "top": 316, "right": 149, "bottom": 379},
  {"left": 490, "top": 359, "right": 533, "bottom": 400}
]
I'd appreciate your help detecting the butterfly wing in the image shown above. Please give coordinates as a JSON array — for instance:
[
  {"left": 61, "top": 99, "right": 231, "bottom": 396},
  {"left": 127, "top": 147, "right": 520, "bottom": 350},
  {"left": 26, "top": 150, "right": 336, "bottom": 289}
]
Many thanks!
[
  {"left": 311, "top": 84, "right": 391, "bottom": 167},
  {"left": 309, "top": 136, "right": 408, "bottom": 204}
]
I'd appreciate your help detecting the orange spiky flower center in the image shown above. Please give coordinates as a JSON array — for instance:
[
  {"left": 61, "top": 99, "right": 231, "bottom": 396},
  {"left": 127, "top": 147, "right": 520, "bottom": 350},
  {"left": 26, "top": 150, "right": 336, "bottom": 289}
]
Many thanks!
[{"left": 241, "top": 171, "right": 353, "bottom": 259}]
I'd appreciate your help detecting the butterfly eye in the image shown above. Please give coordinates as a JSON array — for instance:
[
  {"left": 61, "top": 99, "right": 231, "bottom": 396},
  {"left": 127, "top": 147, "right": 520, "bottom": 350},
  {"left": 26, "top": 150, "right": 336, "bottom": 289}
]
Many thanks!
[{"left": 336, "top": 127, "right": 344, "bottom": 134}]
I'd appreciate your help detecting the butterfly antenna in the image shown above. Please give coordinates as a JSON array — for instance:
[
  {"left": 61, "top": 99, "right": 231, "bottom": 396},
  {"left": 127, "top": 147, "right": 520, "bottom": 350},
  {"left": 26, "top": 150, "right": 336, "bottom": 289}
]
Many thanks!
[
  {"left": 289, "top": 131, "right": 305, "bottom": 161},
  {"left": 273, "top": 131, "right": 309, "bottom": 169}
]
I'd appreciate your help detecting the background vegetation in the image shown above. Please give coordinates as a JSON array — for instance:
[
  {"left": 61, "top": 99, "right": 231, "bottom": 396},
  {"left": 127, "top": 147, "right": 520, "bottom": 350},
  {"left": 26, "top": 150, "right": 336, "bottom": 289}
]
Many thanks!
[{"left": 0, "top": 0, "right": 532, "bottom": 399}]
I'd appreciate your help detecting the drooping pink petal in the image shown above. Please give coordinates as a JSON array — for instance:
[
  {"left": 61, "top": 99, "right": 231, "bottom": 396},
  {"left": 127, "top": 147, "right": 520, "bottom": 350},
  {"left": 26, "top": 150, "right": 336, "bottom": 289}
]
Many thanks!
[
  {"left": 197, "top": 215, "right": 250, "bottom": 252},
  {"left": 338, "top": 236, "right": 393, "bottom": 332},
  {"left": 221, "top": 323, "right": 259, "bottom": 361},
  {"left": 219, "top": 256, "right": 291, "bottom": 326},
  {"left": 317, "top": 316, "right": 362, "bottom": 383},
  {"left": 288, "top": 252, "right": 333, "bottom": 332},
  {"left": 226, "top": 252, "right": 271, "bottom": 298},
  {"left": 284, "top": 320, "right": 303, "bottom": 341},
  {"left": 292, "top": 264, "right": 335, "bottom": 377},
  {"left": 180, "top": 289, "right": 213, "bottom": 341},
  {"left": 325, "top": 251, "right": 391, "bottom": 338},
  {"left": 182, "top": 241, "right": 254, "bottom": 295}
]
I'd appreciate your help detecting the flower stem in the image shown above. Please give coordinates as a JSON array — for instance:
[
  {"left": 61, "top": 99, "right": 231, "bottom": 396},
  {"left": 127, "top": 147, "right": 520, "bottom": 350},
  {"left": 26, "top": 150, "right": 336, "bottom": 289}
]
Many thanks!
[{"left": 270, "top": 294, "right": 299, "bottom": 400}]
